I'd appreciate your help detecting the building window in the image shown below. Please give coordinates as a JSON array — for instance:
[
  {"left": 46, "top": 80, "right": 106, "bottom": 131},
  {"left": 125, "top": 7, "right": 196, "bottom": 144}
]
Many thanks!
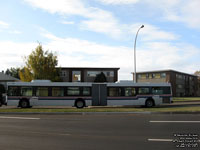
[
  {"left": 146, "top": 74, "right": 149, "bottom": 79},
  {"left": 137, "top": 74, "right": 141, "bottom": 79},
  {"left": 155, "top": 73, "right": 160, "bottom": 79},
  {"left": 60, "top": 70, "right": 67, "bottom": 77},
  {"left": 176, "top": 74, "right": 184, "bottom": 79},
  {"left": 152, "top": 74, "right": 156, "bottom": 78},
  {"left": 161, "top": 73, "right": 166, "bottom": 78},
  {"left": 87, "top": 71, "right": 114, "bottom": 77},
  {"left": 104, "top": 71, "right": 114, "bottom": 77},
  {"left": 176, "top": 84, "right": 183, "bottom": 89},
  {"left": 87, "top": 71, "right": 100, "bottom": 77},
  {"left": 72, "top": 71, "right": 81, "bottom": 82}
]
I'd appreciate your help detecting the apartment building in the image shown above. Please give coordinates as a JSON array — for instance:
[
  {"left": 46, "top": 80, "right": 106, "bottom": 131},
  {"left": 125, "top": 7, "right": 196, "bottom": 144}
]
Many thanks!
[
  {"left": 58, "top": 67, "right": 119, "bottom": 83},
  {"left": 133, "top": 70, "right": 198, "bottom": 97}
]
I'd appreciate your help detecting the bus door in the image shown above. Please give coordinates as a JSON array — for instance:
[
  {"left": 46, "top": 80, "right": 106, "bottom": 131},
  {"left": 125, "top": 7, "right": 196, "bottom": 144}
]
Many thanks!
[{"left": 92, "top": 84, "right": 107, "bottom": 106}]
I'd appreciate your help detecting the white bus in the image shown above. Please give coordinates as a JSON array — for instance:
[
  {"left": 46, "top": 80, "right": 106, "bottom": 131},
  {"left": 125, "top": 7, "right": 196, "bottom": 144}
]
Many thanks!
[{"left": 2, "top": 80, "right": 172, "bottom": 108}]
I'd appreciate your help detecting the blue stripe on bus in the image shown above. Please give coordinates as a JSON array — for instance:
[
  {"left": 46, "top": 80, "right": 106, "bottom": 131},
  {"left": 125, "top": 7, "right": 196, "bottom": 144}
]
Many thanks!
[
  {"left": 7, "top": 97, "right": 92, "bottom": 101},
  {"left": 7, "top": 95, "right": 171, "bottom": 101}
]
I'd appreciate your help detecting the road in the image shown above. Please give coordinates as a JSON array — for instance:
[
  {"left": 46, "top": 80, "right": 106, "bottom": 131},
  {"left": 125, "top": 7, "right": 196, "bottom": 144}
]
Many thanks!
[{"left": 0, "top": 114, "right": 199, "bottom": 150}]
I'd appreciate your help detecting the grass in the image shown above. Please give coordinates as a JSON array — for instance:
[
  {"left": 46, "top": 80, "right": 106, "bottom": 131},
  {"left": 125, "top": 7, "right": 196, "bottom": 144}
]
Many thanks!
[
  {"left": 173, "top": 97, "right": 200, "bottom": 102},
  {"left": 1, "top": 106, "right": 200, "bottom": 113}
]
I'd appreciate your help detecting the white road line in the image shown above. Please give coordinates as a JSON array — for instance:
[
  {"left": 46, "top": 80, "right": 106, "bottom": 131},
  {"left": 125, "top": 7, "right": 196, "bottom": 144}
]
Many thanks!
[
  {"left": 148, "top": 139, "right": 200, "bottom": 142},
  {"left": 150, "top": 121, "right": 200, "bottom": 123},
  {"left": 148, "top": 139, "right": 173, "bottom": 142},
  {"left": 0, "top": 116, "right": 40, "bottom": 120}
]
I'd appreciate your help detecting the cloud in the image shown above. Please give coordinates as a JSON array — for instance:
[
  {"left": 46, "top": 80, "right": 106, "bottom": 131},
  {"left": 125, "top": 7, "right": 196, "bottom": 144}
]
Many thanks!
[
  {"left": 0, "top": 21, "right": 22, "bottom": 34},
  {"left": 129, "top": 24, "right": 178, "bottom": 41},
  {"left": 97, "top": 0, "right": 200, "bottom": 30},
  {"left": 179, "top": 0, "right": 200, "bottom": 29},
  {"left": 96, "top": 0, "right": 139, "bottom": 5},
  {"left": 0, "top": 20, "right": 9, "bottom": 28},
  {"left": 143, "top": 0, "right": 200, "bottom": 30},
  {"left": 24, "top": 0, "right": 182, "bottom": 41},
  {"left": 0, "top": 41, "right": 37, "bottom": 71},
  {"left": 8, "top": 30, "right": 22, "bottom": 34},
  {"left": 24, "top": 0, "right": 87, "bottom": 16},
  {"left": 24, "top": 0, "right": 124, "bottom": 38},
  {"left": 0, "top": 30, "right": 199, "bottom": 79},
  {"left": 41, "top": 32, "right": 199, "bottom": 79},
  {"left": 60, "top": 21, "right": 74, "bottom": 25},
  {"left": 80, "top": 12, "right": 122, "bottom": 38}
]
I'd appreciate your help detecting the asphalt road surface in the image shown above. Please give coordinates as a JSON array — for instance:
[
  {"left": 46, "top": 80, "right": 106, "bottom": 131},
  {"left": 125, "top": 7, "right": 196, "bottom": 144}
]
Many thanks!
[{"left": 0, "top": 114, "right": 199, "bottom": 150}]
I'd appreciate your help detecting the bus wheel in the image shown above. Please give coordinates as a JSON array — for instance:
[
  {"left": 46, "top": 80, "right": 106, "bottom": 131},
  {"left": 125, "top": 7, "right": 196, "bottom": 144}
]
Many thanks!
[
  {"left": 0, "top": 101, "right": 2, "bottom": 107},
  {"left": 75, "top": 99, "right": 85, "bottom": 109},
  {"left": 145, "top": 99, "right": 154, "bottom": 108},
  {"left": 20, "top": 99, "right": 30, "bottom": 108}
]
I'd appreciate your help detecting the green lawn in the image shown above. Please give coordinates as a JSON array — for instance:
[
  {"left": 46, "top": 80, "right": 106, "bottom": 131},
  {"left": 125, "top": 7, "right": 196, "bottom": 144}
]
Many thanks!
[
  {"left": 173, "top": 97, "right": 200, "bottom": 102},
  {"left": 1, "top": 106, "right": 200, "bottom": 113}
]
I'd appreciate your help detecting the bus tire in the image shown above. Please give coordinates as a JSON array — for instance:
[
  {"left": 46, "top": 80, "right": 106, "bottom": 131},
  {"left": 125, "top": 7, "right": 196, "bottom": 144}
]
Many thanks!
[
  {"left": 0, "top": 101, "right": 2, "bottom": 107},
  {"left": 75, "top": 99, "right": 85, "bottom": 109},
  {"left": 19, "top": 99, "right": 30, "bottom": 108},
  {"left": 145, "top": 99, "right": 154, "bottom": 108}
]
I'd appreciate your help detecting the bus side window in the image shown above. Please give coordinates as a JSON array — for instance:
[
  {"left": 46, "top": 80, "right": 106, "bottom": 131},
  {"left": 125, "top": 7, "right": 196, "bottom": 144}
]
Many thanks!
[
  {"left": 108, "top": 87, "right": 121, "bottom": 96},
  {"left": 52, "top": 87, "right": 64, "bottom": 97},
  {"left": 21, "top": 87, "right": 33, "bottom": 96},
  {"left": 8, "top": 87, "right": 20, "bottom": 96},
  {"left": 124, "top": 87, "right": 136, "bottom": 96},
  {"left": 152, "top": 87, "right": 163, "bottom": 95},
  {"left": 36, "top": 87, "right": 49, "bottom": 96},
  {"left": 138, "top": 87, "right": 150, "bottom": 95},
  {"left": 67, "top": 87, "right": 80, "bottom": 96},
  {"left": 163, "top": 87, "right": 171, "bottom": 94},
  {"left": 82, "top": 87, "right": 91, "bottom": 96}
]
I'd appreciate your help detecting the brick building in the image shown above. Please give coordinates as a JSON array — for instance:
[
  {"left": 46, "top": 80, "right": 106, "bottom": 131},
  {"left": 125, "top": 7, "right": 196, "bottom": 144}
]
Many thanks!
[
  {"left": 133, "top": 70, "right": 198, "bottom": 97},
  {"left": 58, "top": 67, "right": 119, "bottom": 83}
]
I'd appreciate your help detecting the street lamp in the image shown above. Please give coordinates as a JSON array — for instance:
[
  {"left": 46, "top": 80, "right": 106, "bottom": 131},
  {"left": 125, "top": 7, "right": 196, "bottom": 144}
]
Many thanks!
[{"left": 134, "top": 25, "right": 144, "bottom": 83}]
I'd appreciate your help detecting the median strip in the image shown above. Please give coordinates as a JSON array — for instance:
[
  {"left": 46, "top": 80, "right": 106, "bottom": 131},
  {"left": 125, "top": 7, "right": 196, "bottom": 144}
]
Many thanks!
[
  {"left": 0, "top": 116, "right": 40, "bottom": 120},
  {"left": 150, "top": 121, "right": 200, "bottom": 123}
]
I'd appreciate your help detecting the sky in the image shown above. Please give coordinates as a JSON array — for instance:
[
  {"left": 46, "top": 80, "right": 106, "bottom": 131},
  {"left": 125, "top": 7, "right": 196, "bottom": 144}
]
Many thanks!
[{"left": 0, "top": 0, "right": 200, "bottom": 80}]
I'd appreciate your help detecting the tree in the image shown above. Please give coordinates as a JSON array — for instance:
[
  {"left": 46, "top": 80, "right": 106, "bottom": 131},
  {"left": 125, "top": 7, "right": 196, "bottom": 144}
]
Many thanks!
[
  {"left": 94, "top": 72, "right": 107, "bottom": 83},
  {"left": 19, "top": 44, "right": 61, "bottom": 82},
  {"left": 19, "top": 67, "right": 33, "bottom": 82},
  {"left": 5, "top": 67, "right": 20, "bottom": 79}
]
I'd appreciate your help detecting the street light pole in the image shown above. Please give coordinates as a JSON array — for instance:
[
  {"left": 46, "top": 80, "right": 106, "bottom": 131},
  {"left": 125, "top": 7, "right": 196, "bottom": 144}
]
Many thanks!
[{"left": 134, "top": 25, "right": 144, "bottom": 83}]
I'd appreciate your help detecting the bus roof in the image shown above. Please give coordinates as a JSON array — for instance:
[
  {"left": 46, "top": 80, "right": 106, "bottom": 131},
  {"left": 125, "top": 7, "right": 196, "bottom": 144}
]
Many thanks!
[
  {"left": 7, "top": 81, "right": 171, "bottom": 87},
  {"left": 107, "top": 82, "right": 171, "bottom": 87},
  {"left": 7, "top": 82, "right": 92, "bottom": 87}
]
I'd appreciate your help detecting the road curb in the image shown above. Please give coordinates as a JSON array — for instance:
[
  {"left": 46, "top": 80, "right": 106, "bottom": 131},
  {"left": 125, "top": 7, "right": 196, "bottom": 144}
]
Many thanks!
[{"left": 1, "top": 111, "right": 200, "bottom": 115}]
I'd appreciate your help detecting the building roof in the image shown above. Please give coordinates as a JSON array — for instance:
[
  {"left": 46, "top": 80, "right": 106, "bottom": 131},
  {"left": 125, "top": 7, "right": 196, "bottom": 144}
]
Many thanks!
[
  {"left": 132, "top": 69, "right": 197, "bottom": 77},
  {"left": 0, "top": 72, "right": 19, "bottom": 81},
  {"left": 57, "top": 67, "right": 120, "bottom": 70}
]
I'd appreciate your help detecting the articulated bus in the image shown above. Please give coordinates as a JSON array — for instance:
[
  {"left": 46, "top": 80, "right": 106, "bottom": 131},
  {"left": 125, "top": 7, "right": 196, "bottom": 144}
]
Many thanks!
[{"left": 2, "top": 80, "right": 172, "bottom": 108}]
